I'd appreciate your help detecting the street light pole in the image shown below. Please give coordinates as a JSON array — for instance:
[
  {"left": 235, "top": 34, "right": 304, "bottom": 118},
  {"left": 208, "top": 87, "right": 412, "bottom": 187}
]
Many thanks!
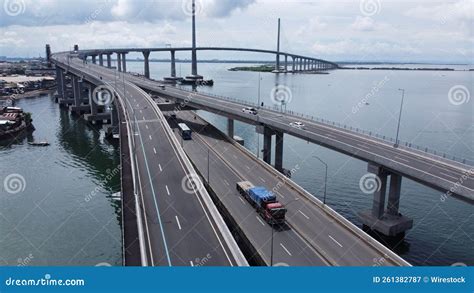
[
  {"left": 394, "top": 88, "right": 405, "bottom": 148},
  {"left": 312, "top": 156, "right": 328, "bottom": 205}
]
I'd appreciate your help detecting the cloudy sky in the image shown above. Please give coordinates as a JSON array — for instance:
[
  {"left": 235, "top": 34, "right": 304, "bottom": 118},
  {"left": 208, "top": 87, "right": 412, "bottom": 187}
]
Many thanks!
[{"left": 0, "top": 0, "right": 472, "bottom": 63}]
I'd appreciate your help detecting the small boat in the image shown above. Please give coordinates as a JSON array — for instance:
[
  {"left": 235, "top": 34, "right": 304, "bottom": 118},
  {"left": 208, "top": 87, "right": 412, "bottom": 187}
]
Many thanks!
[{"left": 28, "top": 141, "right": 50, "bottom": 146}]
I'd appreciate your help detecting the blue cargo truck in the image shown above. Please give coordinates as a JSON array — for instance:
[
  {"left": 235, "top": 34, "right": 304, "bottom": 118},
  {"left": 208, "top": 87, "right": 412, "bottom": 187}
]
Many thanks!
[{"left": 236, "top": 181, "right": 287, "bottom": 225}]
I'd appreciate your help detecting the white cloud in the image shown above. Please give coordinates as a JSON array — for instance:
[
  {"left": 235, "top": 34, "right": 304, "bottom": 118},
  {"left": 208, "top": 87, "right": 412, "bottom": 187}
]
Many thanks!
[{"left": 351, "top": 16, "right": 375, "bottom": 31}]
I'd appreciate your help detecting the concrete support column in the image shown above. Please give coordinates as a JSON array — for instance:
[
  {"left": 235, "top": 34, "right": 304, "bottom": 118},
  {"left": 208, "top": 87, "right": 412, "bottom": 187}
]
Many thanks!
[
  {"left": 89, "top": 84, "right": 98, "bottom": 115},
  {"left": 91, "top": 55, "right": 96, "bottom": 64},
  {"left": 122, "top": 53, "right": 127, "bottom": 72},
  {"left": 106, "top": 54, "right": 112, "bottom": 68},
  {"left": 284, "top": 55, "right": 288, "bottom": 72},
  {"left": 292, "top": 57, "right": 296, "bottom": 72},
  {"left": 117, "top": 53, "right": 122, "bottom": 72},
  {"left": 275, "top": 131, "right": 284, "bottom": 172},
  {"left": 111, "top": 103, "right": 119, "bottom": 127},
  {"left": 368, "top": 163, "right": 388, "bottom": 219},
  {"left": 170, "top": 50, "right": 176, "bottom": 77},
  {"left": 72, "top": 76, "right": 81, "bottom": 107},
  {"left": 387, "top": 174, "right": 402, "bottom": 216},
  {"left": 263, "top": 127, "right": 273, "bottom": 165},
  {"left": 227, "top": 118, "right": 234, "bottom": 139},
  {"left": 56, "top": 67, "right": 65, "bottom": 98},
  {"left": 99, "top": 54, "right": 104, "bottom": 66},
  {"left": 299, "top": 58, "right": 303, "bottom": 72},
  {"left": 143, "top": 51, "right": 150, "bottom": 78}
]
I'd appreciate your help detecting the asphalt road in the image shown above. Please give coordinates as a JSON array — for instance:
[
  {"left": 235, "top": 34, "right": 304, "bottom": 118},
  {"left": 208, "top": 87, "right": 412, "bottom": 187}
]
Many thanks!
[
  {"left": 54, "top": 55, "right": 238, "bottom": 266},
  {"left": 164, "top": 108, "right": 404, "bottom": 266}
]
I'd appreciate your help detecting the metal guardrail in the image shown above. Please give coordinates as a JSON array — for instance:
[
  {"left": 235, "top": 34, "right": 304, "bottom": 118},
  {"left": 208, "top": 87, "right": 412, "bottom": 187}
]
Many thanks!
[{"left": 175, "top": 86, "right": 473, "bottom": 167}]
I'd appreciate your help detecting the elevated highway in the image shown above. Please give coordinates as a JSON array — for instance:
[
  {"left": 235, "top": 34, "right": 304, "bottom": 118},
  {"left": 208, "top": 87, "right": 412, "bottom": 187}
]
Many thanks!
[{"left": 52, "top": 53, "right": 248, "bottom": 266}]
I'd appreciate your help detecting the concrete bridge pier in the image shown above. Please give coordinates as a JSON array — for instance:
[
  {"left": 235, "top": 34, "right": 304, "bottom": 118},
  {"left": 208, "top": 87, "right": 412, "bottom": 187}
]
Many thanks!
[
  {"left": 359, "top": 163, "right": 413, "bottom": 238},
  {"left": 170, "top": 50, "right": 177, "bottom": 77},
  {"left": 227, "top": 118, "right": 234, "bottom": 139},
  {"left": 117, "top": 53, "right": 122, "bottom": 72},
  {"left": 91, "top": 55, "right": 97, "bottom": 64},
  {"left": 292, "top": 57, "right": 296, "bottom": 73},
  {"left": 121, "top": 53, "right": 127, "bottom": 72},
  {"left": 299, "top": 58, "right": 303, "bottom": 72},
  {"left": 284, "top": 55, "right": 288, "bottom": 72},
  {"left": 143, "top": 51, "right": 150, "bottom": 78},
  {"left": 55, "top": 67, "right": 66, "bottom": 100},
  {"left": 262, "top": 127, "right": 273, "bottom": 165},
  {"left": 88, "top": 84, "right": 98, "bottom": 116},
  {"left": 275, "top": 131, "right": 284, "bottom": 172},
  {"left": 106, "top": 53, "right": 112, "bottom": 68},
  {"left": 99, "top": 54, "right": 104, "bottom": 66}
]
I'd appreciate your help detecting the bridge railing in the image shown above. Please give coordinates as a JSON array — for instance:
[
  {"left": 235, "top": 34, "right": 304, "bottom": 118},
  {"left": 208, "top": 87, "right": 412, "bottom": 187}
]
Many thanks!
[{"left": 175, "top": 86, "right": 474, "bottom": 167}]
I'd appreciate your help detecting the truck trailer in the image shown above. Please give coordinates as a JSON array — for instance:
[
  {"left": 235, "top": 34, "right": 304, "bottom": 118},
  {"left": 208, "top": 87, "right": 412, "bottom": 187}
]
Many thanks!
[{"left": 236, "top": 181, "right": 287, "bottom": 225}]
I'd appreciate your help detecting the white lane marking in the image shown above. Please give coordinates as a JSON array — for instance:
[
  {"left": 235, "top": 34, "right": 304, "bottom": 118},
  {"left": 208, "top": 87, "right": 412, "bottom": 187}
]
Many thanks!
[
  {"left": 145, "top": 125, "right": 149, "bottom": 129},
  {"left": 395, "top": 156, "right": 410, "bottom": 163},
  {"left": 256, "top": 216, "right": 265, "bottom": 226},
  {"left": 298, "top": 210, "right": 310, "bottom": 220},
  {"left": 326, "top": 133, "right": 337, "bottom": 138},
  {"left": 149, "top": 135, "right": 152, "bottom": 140},
  {"left": 280, "top": 243, "right": 292, "bottom": 256},
  {"left": 143, "top": 116, "right": 146, "bottom": 120},
  {"left": 440, "top": 172, "right": 460, "bottom": 180},
  {"left": 153, "top": 147, "right": 157, "bottom": 154},
  {"left": 246, "top": 165, "right": 251, "bottom": 170},
  {"left": 165, "top": 185, "right": 170, "bottom": 196},
  {"left": 140, "top": 110, "right": 143, "bottom": 114},
  {"left": 175, "top": 216, "right": 182, "bottom": 230},
  {"left": 190, "top": 260, "right": 194, "bottom": 267},
  {"left": 238, "top": 197, "right": 245, "bottom": 204},
  {"left": 223, "top": 179, "right": 229, "bottom": 186},
  {"left": 158, "top": 164, "right": 162, "bottom": 172},
  {"left": 328, "top": 235, "right": 343, "bottom": 248},
  {"left": 259, "top": 177, "right": 266, "bottom": 182}
]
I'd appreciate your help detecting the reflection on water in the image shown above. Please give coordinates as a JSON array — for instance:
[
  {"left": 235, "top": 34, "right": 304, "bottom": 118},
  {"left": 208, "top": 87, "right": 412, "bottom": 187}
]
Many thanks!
[{"left": 0, "top": 96, "right": 122, "bottom": 266}]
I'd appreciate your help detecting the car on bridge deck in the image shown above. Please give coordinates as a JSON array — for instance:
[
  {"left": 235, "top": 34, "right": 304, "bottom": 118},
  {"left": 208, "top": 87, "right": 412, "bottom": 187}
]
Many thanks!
[
  {"left": 242, "top": 107, "right": 258, "bottom": 115},
  {"left": 290, "top": 121, "right": 305, "bottom": 129}
]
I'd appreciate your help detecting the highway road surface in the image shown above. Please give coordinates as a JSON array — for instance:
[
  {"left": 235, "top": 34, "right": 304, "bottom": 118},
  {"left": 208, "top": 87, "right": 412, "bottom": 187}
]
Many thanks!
[
  {"left": 53, "top": 54, "right": 242, "bottom": 266},
  {"left": 163, "top": 108, "right": 407, "bottom": 266}
]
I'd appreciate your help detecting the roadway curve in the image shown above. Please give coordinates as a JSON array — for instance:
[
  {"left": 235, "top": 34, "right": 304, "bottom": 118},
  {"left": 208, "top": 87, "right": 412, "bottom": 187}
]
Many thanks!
[{"left": 53, "top": 53, "right": 243, "bottom": 266}]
